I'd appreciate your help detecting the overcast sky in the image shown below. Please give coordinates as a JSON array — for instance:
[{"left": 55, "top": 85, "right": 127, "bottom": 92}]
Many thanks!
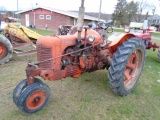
[{"left": 0, "top": 0, "right": 160, "bottom": 14}]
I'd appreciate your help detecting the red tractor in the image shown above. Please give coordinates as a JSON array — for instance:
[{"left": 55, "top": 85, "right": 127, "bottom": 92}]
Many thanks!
[
  {"left": 123, "top": 20, "right": 160, "bottom": 62},
  {"left": 13, "top": 0, "right": 147, "bottom": 114}
]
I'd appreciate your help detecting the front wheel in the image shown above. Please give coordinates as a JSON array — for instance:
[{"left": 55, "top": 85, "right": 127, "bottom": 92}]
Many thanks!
[
  {"left": 16, "top": 82, "right": 51, "bottom": 114},
  {"left": 13, "top": 78, "right": 43, "bottom": 105},
  {"left": 108, "top": 37, "right": 146, "bottom": 96},
  {"left": 158, "top": 48, "right": 160, "bottom": 62}
]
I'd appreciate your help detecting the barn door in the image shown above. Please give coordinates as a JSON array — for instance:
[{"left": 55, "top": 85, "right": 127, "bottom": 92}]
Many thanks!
[{"left": 25, "top": 14, "right": 30, "bottom": 27}]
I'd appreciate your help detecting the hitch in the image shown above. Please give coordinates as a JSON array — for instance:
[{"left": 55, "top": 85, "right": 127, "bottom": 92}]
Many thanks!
[{"left": 25, "top": 61, "right": 40, "bottom": 85}]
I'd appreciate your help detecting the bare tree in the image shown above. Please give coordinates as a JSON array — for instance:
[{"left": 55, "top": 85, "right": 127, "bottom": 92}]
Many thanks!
[
  {"left": 135, "top": 0, "right": 155, "bottom": 22},
  {"left": 150, "top": 4, "right": 156, "bottom": 15},
  {"left": 6, "top": 11, "right": 13, "bottom": 17}
]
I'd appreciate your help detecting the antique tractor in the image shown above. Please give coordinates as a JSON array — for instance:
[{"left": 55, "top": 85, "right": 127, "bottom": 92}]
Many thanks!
[{"left": 13, "top": 0, "right": 146, "bottom": 114}]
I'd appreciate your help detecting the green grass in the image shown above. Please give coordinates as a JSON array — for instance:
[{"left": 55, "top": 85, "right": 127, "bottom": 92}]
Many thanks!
[
  {"left": 29, "top": 28, "right": 54, "bottom": 36},
  {"left": 151, "top": 32, "right": 160, "bottom": 38},
  {"left": 113, "top": 28, "right": 124, "bottom": 33},
  {"left": 0, "top": 30, "right": 160, "bottom": 120}
]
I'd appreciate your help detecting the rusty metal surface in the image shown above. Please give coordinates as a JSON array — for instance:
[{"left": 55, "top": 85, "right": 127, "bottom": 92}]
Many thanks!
[
  {"left": 37, "top": 46, "right": 53, "bottom": 69},
  {"left": 24, "top": 0, "right": 112, "bottom": 82},
  {"left": 26, "top": 63, "right": 40, "bottom": 85}
]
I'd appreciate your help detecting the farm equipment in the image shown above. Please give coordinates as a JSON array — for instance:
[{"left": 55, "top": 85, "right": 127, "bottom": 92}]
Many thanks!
[
  {"left": 58, "top": 20, "right": 113, "bottom": 35},
  {"left": 13, "top": 0, "right": 146, "bottom": 114},
  {"left": 1, "top": 13, "right": 16, "bottom": 22},
  {"left": 57, "top": 25, "right": 73, "bottom": 35},
  {"left": 123, "top": 20, "right": 160, "bottom": 62},
  {"left": 0, "top": 24, "right": 42, "bottom": 64}
]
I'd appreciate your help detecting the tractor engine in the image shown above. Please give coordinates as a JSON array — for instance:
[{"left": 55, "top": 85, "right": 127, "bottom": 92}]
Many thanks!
[
  {"left": 61, "top": 45, "right": 110, "bottom": 78},
  {"left": 31, "top": 29, "right": 111, "bottom": 81}
]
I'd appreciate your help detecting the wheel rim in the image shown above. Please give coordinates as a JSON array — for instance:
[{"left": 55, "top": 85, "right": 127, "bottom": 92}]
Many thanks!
[
  {"left": 0, "top": 43, "right": 7, "bottom": 59},
  {"left": 26, "top": 91, "right": 46, "bottom": 110},
  {"left": 124, "top": 49, "right": 143, "bottom": 90}
]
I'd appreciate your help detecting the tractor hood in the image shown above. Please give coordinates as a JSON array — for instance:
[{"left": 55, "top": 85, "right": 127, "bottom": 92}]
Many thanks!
[
  {"left": 36, "top": 35, "right": 77, "bottom": 47},
  {"left": 36, "top": 28, "right": 103, "bottom": 48}
]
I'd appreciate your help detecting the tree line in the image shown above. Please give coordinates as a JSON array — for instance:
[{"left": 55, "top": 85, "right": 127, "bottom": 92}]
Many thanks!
[{"left": 112, "top": 0, "right": 156, "bottom": 27}]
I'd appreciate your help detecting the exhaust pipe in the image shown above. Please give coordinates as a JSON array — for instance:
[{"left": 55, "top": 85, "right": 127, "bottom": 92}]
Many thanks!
[{"left": 77, "top": 0, "right": 85, "bottom": 46}]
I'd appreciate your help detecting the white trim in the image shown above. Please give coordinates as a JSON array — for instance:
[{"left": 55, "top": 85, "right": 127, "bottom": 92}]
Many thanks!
[
  {"left": 34, "top": 12, "right": 36, "bottom": 26},
  {"left": 25, "top": 14, "right": 30, "bottom": 27},
  {"left": 46, "top": 15, "right": 51, "bottom": 20},
  {"left": 39, "top": 15, "right": 44, "bottom": 19}
]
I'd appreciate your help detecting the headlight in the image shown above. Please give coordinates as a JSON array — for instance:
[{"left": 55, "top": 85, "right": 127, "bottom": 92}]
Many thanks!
[{"left": 88, "top": 35, "right": 95, "bottom": 42}]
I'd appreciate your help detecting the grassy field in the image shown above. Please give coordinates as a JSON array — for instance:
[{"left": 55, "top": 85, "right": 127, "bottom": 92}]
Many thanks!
[
  {"left": 29, "top": 28, "right": 54, "bottom": 36},
  {"left": 0, "top": 29, "right": 160, "bottom": 120}
]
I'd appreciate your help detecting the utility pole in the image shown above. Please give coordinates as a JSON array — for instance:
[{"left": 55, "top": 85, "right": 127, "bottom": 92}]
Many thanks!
[
  {"left": 98, "top": 0, "right": 102, "bottom": 22},
  {"left": 17, "top": 0, "right": 18, "bottom": 11},
  {"left": 17, "top": 0, "right": 20, "bottom": 19},
  {"left": 77, "top": 0, "right": 85, "bottom": 47},
  {"left": 0, "top": 12, "right": 2, "bottom": 29}
]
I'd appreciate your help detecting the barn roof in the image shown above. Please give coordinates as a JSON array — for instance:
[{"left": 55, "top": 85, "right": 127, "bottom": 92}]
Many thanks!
[{"left": 16, "top": 6, "right": 105, "bottom": 21}]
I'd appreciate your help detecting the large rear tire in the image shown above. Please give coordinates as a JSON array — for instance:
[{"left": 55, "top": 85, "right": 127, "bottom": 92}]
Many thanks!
[
  {"left": 108, "top": 37, "right": 146, "bottom": 96},
  {"left": 158, "top": 48, "right": 160, "bottom": 62},
  {"left": 0, "top": 35, "right": 13, "bottom": 64}
]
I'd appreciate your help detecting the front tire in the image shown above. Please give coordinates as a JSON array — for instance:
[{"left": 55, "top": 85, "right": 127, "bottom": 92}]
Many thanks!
[
  {"left": 13, "top": 78, "right": 43, "bottom": 105},
  {"left": 108, "top": 37, "right": 146, "bottom": 96},
  {"left": 0, "top": 35, "right": 13, "bottom": 64},
  {"left": 16, "top": 82, "right": 50, "bottom": 114}
]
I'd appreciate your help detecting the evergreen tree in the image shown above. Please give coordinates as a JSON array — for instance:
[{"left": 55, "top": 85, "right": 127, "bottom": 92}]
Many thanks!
[
  {"left": 112, "top": 0, "right": 138, "bottom": 26},
  {"left": 112, "top": 0, "right": 127, "bottom": 26},
  {"left": 125, "top": 1, "right": 138, "bottom": 24}
]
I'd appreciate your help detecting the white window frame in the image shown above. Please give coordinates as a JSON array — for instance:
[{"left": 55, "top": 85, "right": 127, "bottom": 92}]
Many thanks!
[
  {"left": 46, "top": 15, "right": 51, "bottom": 20},
  {"left": 39, "top": 15, "right": 44, "bottom": 19}
]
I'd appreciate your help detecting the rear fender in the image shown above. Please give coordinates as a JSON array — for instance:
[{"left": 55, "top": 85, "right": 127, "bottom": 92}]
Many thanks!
[{"left": 108, "top": 33, "right": 135, "bottom": 54}]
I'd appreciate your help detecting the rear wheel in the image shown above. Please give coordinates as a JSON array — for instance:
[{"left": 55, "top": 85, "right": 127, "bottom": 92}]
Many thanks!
[
  {"left": 0, "top": 35, "right": 13, "bottom": 64},
  {"left": 16, "top": 82, "right": 50, "bottom": 114},
  {"left": 108, "top": 37, "right": 146, "bottom": 96},
  {"left": 158, "top": 48, "right": 160, "bottom": 62}
]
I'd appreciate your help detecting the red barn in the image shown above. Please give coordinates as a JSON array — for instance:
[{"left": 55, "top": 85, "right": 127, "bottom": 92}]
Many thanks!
[{"left": 16, "top": 6, "right": 102, "bottom": 31}]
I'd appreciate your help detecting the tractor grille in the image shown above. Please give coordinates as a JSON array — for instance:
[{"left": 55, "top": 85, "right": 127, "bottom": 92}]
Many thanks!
[{"left": 37, "top": 46, "right": 53, "bottom": 69}]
